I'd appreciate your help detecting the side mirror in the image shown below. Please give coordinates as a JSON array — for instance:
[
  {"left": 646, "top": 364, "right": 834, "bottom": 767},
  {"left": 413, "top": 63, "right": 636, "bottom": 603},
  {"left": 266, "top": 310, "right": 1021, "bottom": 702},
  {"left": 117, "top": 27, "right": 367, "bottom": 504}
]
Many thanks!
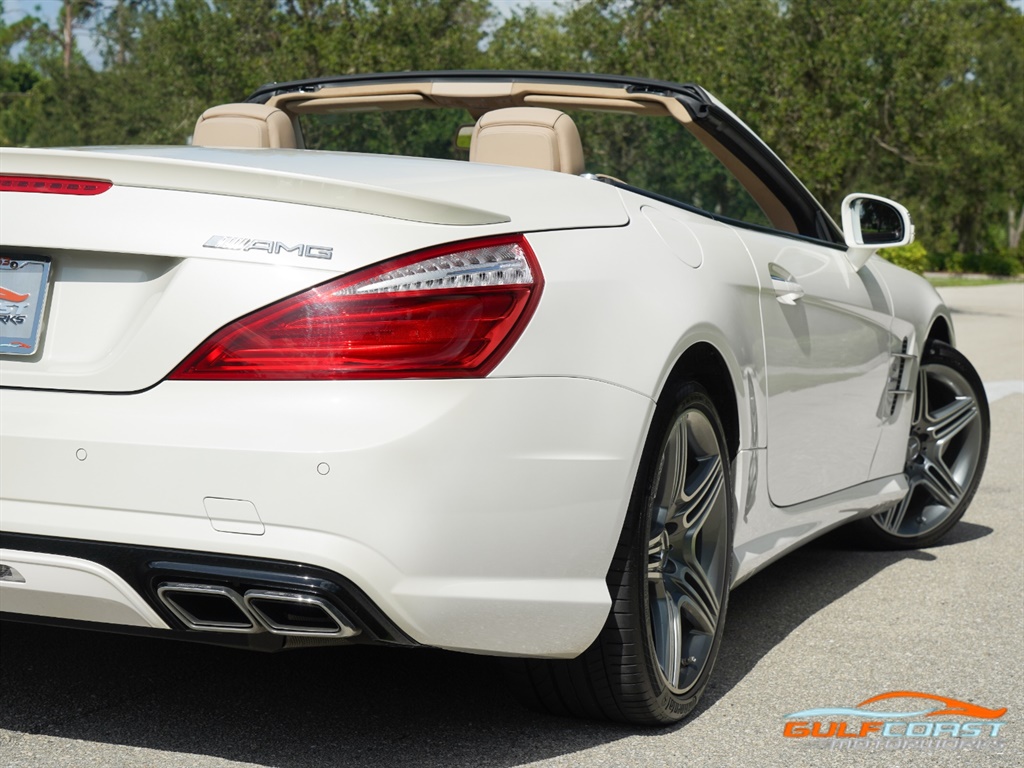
[{"left": 841, "top": 193, "right": 914, "bottom": 270}]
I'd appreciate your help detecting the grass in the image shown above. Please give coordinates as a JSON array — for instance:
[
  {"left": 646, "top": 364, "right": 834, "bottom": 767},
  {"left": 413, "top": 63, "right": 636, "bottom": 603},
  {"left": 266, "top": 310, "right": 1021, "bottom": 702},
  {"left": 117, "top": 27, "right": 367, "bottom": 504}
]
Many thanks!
[{"left": 927, "top": 274, "right": 1024, "bottom": 288}]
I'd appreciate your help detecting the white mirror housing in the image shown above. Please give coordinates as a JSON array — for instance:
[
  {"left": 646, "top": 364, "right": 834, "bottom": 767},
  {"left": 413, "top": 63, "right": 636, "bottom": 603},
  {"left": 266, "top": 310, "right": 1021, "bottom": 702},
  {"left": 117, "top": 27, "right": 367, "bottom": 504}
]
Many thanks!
[{"left": 841, "top": 193, "right": 915, "bottom": 271}]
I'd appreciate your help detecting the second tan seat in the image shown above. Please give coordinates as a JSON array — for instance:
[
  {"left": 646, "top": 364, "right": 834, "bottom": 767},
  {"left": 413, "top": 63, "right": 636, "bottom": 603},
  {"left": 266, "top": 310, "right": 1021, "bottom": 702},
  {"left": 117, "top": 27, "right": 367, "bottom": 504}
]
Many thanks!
[
  {"left": 192, "top": 104, "right": 297, "bottom": 149},
  {"left": 469, "top": 108, "right": 584, "bottom": 174}
]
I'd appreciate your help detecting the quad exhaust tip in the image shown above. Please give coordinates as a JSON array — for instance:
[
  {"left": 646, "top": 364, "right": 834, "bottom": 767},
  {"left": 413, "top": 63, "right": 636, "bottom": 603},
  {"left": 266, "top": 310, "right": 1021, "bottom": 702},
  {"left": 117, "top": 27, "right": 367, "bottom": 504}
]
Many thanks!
[
  {"left": 156, "top": 582, "right": 359, "bottom": 638},
  {"left": 243, "top": 590, "right": 358, "bottom": 638},
  {"left": 157, "top": 582, "right": 259, "bottom": 634}
]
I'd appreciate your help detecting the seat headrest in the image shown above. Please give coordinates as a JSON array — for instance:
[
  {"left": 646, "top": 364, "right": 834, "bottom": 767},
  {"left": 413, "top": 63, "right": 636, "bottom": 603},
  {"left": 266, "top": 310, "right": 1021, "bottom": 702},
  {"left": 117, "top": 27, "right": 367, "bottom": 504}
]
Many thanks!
[
  {"left": 193, "top": 104, "right": 297, "bottom": 149},
  {"left": 469, "top": 108, "right": 584, "bottom": 174}
]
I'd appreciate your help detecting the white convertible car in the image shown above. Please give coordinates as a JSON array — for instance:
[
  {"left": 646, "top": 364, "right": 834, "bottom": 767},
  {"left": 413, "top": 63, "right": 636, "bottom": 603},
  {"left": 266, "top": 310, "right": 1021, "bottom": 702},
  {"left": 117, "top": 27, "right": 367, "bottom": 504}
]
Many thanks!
[{"left": 0, "top": 71, "right": 989, "bottom": 724}]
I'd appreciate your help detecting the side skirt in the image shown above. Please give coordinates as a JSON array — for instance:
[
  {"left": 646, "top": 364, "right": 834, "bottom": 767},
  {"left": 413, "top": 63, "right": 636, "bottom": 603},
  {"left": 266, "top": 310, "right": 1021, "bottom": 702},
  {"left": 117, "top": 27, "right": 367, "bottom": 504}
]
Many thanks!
[{"left": 730, "top": 447, "right": 906, "bottom": 587}]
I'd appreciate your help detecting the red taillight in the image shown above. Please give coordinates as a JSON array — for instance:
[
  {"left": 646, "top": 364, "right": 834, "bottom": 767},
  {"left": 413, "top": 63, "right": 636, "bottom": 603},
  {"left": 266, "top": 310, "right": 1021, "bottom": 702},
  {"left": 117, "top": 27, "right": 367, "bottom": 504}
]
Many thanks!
[
  {"left": 0, "top": 175, "right": 112, "bottom": 195},
  {"left": 169, "top": 234, "right": 543, "bottom": 380}
]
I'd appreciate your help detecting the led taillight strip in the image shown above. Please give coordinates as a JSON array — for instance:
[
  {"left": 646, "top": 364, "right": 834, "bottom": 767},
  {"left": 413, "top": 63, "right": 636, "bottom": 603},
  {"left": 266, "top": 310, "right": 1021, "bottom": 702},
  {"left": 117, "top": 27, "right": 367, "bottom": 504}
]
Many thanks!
[
  {"left": 0, "top": 175, "right": 113, "bottom": 196},
  {"left": 169, "top": 234, "right": 544, "bottom": 381}
]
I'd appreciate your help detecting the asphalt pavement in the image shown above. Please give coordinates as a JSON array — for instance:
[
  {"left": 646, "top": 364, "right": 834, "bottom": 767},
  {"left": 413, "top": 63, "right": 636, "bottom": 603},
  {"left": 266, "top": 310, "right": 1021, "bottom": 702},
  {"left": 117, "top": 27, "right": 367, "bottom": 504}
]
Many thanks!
[{"left": 1, "top": 282, "right": 1021, "bottom": 768}]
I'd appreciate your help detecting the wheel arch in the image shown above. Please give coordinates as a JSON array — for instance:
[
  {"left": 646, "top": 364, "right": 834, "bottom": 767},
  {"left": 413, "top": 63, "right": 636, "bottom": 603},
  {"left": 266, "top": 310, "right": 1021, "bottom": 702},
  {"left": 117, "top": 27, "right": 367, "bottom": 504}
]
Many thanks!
[
  {"left": 655, "top": 341, "right": 741, "bottom": 461},
  {"left": 925, "top": 314, "right": 952, "bottom": 346}
]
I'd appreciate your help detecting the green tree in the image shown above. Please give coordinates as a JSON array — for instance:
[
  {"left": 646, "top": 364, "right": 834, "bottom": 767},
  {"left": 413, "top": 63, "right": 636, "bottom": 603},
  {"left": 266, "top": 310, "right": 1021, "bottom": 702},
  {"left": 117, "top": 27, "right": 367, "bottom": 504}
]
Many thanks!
[
  {"left": 2, "top": 0, "right": 1020, "bottom": 270},
  {"left": 0, "top": 1, "right": 43, "bottom": 145},
  {"left": 490, "top": 0, "right": 1023, "bottom": 266}
]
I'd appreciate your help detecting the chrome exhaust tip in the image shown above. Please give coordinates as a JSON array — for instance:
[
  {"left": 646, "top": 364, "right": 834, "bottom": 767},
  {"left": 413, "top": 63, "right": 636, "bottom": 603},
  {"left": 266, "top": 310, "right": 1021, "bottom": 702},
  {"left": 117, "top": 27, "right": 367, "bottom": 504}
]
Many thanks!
[
  {"left": 243, "top": 590, "right": 360, "bottom": 638},
  {"left": 156, "top": 582, "right": 261, "bottom": 634}
]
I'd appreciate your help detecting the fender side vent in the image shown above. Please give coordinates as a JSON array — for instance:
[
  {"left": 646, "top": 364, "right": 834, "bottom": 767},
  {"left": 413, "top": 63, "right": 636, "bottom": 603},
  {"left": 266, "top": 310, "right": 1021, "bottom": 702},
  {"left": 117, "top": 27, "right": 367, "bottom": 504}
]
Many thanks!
[{"left": 888, "top": 338, "right": 914, "bottom": 416}]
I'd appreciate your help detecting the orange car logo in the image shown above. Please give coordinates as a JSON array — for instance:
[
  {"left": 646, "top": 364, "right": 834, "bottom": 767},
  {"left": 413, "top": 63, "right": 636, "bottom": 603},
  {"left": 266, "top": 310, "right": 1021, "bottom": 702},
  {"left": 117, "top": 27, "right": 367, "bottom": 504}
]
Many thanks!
[
  {"left": 783, "top": 690, "right": 1007, "bottom": 740},
  {"left": 857, "top": 691, "right": 1006, "bottom": 720},
  {"left": 0, "top": 287, "right": 30, "bottom": 303}
]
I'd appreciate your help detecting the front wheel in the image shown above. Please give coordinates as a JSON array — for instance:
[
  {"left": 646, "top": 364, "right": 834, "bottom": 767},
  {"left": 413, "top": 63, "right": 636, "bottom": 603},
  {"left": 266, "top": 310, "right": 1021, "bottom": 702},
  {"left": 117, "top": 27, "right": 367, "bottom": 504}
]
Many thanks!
[
  {"left": 857, "top": 340, "right": 989, "bottom": 548},
  {"left": 504, "top": 383, "right": 734, "bottom": 725}
]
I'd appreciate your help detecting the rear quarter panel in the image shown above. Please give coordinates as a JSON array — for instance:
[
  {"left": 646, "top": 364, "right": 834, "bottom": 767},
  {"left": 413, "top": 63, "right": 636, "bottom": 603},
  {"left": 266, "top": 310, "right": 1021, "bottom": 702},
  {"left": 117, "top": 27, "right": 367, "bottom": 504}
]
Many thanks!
[{"left": 496, "top": 191, "right": 767, "bottom": 452}]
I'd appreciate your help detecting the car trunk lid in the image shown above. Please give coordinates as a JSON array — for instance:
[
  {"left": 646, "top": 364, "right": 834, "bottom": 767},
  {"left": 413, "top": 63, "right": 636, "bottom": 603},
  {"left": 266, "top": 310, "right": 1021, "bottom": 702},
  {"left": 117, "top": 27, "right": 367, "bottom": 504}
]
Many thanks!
[{"left": 0, "top": 146, "right": 626, "bottom": 392}]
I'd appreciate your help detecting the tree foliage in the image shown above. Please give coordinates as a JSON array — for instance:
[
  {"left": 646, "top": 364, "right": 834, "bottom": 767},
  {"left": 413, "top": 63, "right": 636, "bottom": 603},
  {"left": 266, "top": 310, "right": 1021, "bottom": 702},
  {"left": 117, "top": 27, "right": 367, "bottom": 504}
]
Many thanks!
[{"left": 2, "top": 0, "right": 1021, "bottom": 270}]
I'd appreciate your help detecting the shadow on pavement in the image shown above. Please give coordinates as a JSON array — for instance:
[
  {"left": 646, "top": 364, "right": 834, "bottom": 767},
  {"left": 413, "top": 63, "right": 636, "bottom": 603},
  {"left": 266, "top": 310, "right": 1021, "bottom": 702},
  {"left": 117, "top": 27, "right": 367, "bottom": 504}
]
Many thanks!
[
  {"left": 686, "top": 521, "right": 993, "bottom": 721},
  {"left": 0, "top": 523, "right": 994, "bottom": 767}
]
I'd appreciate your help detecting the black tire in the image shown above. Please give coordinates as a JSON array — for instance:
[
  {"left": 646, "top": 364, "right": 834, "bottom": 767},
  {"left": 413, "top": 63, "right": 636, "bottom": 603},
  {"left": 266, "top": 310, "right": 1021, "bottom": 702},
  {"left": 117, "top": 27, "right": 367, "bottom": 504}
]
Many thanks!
[
  {"left": 504, "top": 382, "right": 734, "bottom": 725},
  {"left": 856, "top": 339, "right": 989, "bottom": 549}
]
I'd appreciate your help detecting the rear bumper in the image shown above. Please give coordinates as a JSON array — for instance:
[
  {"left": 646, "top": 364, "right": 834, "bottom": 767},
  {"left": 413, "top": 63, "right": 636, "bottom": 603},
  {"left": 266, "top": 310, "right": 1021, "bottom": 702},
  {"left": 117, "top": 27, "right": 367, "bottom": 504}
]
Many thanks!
[
  {"left": 0, "top": 534, "right": 414, "bottom": 651},
  {"left": 0, "top": 377, "right": 652, "bottom": 656}
]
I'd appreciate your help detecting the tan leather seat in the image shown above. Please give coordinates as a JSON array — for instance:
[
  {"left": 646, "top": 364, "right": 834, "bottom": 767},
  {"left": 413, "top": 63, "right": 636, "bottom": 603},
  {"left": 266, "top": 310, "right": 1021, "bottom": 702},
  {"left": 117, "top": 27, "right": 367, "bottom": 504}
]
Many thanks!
[
  {"left": 193, "top": 104, "right": 297, "bottom": 149},
  {"left": 469, "top": 108, "right": 584, "bottom": 174}
]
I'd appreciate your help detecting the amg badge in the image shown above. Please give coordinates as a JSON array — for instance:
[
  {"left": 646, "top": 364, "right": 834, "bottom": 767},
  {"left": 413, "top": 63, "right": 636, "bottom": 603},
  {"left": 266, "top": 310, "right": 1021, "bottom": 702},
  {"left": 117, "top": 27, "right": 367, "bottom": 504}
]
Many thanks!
[{"left": 204, "top": 235, "right": 333, "bottom": 260}]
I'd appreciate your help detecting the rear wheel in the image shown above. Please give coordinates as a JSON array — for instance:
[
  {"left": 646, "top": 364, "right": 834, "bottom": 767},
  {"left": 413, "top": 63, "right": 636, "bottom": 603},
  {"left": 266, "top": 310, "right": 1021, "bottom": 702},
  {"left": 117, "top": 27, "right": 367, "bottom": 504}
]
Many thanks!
[
  {"left": 505, "top": 383, "right": 733, "bottom": 725},
  {"left": 857, "top": 340, "right": 989, "bottom": 548}
]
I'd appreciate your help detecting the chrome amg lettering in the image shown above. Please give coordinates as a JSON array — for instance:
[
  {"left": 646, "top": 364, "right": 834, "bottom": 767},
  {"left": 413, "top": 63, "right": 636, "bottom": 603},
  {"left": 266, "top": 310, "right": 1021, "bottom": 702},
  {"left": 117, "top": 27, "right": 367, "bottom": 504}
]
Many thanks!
[
  {"left": 247, "top": 240, "right": 275, "bottom": 253},
  {"left": 204, "top": 235, "right": 333, "bottom": 260},
  {"left": 302, "top": 245, "right": 333, "bottom": 260}
]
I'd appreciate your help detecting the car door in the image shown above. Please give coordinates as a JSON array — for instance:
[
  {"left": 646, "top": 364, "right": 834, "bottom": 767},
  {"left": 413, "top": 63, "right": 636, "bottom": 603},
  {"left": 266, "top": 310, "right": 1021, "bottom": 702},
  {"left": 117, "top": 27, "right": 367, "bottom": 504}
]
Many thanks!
[
  {"left": 569, "top": 87, "right": 901, "bottom": 507},
  {"left": 734, "top": 229, "right": 896, "bottom": 507}
]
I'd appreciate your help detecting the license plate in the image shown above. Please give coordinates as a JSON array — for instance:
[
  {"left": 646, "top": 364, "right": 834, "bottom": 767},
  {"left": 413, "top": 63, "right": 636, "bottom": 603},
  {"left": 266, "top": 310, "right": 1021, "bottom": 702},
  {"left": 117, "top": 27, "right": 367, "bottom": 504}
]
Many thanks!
[{"left": 0, "top": 256, "right": 51, "bottom": 356}]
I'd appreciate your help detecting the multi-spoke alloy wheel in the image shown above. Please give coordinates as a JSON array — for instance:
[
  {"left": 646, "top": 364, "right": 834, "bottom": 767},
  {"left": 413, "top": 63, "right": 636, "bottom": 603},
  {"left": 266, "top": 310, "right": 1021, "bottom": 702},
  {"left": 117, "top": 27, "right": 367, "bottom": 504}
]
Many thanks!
[
  {"left": 861, "top": 340, "right": 989, "bottom": 548},
  {"left": 502, "top": 382, "right": 734, "bottom": 725},
  {"left": 645, "top": 404, "right": 729, "bottom": 695}
]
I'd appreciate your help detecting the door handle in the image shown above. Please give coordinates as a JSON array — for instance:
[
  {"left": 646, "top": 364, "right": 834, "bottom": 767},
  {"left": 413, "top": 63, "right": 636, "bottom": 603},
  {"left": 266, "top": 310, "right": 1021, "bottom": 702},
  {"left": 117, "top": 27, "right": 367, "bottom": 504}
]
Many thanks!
[{"left": 769, "top": 265, "right": 805, "bottom": 305}]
